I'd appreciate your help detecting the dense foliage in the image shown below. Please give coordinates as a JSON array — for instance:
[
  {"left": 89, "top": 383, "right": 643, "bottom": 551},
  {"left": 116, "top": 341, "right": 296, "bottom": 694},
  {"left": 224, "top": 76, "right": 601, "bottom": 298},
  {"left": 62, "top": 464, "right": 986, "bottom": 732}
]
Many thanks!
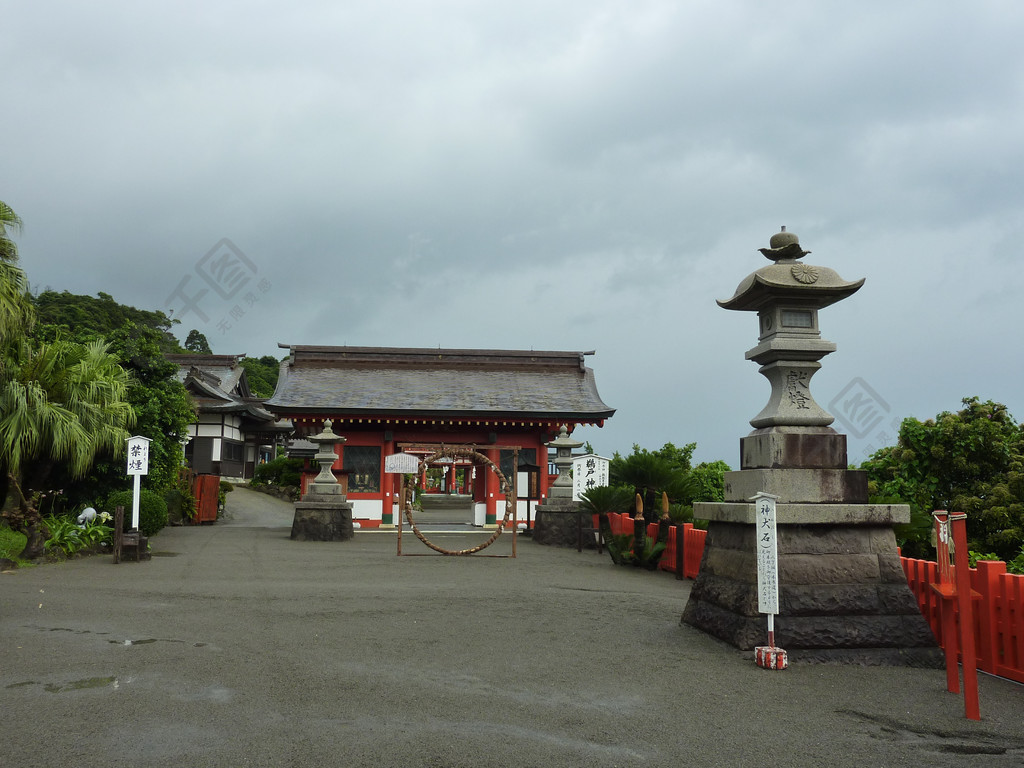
[
  {"left": 0, "top": 202, "right": 192, "bottom": 553},
  {"left": 607, "top": 442, "right": 726, "bottom": 524},
  {"left": 33, "top": 290, "right": 182, "bottom": 353},
  {"left": 252, "top": 455, "right": 304, "bottom": 489},
  {"left": 107, "top": 488, "right": 169, "bottom": 537},
  {"left": 861, "top": 397, "right": 1024, "bottom": 560},
  {"left": 240, "top": 354, "right": 282, "bottom": 398}
]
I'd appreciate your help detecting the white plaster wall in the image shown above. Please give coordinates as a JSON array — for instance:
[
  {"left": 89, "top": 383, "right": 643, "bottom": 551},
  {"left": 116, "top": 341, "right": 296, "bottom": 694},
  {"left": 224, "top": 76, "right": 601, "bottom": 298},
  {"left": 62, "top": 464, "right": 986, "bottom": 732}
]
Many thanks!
[{"left": 350, "top": 499, "right": 382, "bottom": 521}]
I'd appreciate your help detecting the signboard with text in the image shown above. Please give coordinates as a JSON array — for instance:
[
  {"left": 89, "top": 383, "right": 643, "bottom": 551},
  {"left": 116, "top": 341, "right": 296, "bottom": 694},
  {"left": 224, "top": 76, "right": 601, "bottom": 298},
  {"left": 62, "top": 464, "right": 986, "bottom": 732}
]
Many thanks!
[
  {"left": 126, "top": 436, "right": 151, "bottom": 476},
  {"left": 572, "top": 454, "right": 610, "bottom": 501},
  {"left": 755, "top": 492, "right": 780, "bottom": 615}
]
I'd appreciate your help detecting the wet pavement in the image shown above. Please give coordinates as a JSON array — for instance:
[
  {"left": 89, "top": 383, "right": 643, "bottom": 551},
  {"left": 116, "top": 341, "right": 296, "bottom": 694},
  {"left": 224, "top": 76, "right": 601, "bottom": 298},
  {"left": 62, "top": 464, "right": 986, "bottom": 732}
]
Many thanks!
[{"left": 2, "top": 487, "right": 1023, "bottom": 767}]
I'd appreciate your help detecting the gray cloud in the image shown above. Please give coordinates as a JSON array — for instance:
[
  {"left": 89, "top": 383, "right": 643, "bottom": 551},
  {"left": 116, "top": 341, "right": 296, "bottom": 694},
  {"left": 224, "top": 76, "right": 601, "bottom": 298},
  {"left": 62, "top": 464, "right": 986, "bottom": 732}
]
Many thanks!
[{"left": 4, "top": 0, "right": 1023, "bottom": 465}]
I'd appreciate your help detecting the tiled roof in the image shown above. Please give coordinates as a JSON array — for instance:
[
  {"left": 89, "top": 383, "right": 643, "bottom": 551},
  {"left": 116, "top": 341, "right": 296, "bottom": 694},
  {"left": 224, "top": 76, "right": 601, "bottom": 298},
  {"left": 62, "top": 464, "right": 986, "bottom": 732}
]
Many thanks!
[
  {"left": 166, "top": 353, "right": 278, "bottom": 424},
  {"left": 265, "top": 345, "right": 614, "bottom": 420}
]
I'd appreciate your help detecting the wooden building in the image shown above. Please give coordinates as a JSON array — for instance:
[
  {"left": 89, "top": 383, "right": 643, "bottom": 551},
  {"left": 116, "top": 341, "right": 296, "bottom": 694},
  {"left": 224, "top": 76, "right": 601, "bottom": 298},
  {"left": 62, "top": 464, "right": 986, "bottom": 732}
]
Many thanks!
[
  {"left": 168, "top": 354, "right": 291, "bottom": 480},
  {"left": 265, "top": 345, "right": 614, "bottom": 527}
]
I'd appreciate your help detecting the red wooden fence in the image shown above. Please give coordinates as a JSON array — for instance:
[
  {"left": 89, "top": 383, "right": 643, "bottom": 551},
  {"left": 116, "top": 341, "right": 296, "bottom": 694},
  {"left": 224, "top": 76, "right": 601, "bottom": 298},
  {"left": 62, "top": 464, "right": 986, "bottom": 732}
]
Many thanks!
[
  {"left": 902, "top": 556, "right": 1024, "bottom": 684},
  {"left": 602, "top": 513, "right": 707, "bottom": 579}
]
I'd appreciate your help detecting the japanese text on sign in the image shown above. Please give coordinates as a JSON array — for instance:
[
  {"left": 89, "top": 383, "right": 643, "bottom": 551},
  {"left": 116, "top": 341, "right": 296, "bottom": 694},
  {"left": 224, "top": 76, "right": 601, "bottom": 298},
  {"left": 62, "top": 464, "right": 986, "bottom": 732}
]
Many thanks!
[
  {"left": 126, "top": 436, "right": 151, "bottom": 476},
  {"left": 572, "top": 454, "right": 609, "bottom": 500},
  {"left": 755, "top": 492, "right": 780, "bottom": 615}
]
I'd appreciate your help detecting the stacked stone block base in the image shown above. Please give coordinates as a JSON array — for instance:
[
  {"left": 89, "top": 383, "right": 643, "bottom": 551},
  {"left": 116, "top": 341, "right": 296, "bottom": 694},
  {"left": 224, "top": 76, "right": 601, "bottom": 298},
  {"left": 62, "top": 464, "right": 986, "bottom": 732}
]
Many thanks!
[
  {"left": 682, "top": 521, "right": 941, "bottom": 664},
  {"left": 683, "top": 427, "right": 941, "bottom": 665},
  {"left": 291, "top": 500, "right": 354, "bottom": 541}
]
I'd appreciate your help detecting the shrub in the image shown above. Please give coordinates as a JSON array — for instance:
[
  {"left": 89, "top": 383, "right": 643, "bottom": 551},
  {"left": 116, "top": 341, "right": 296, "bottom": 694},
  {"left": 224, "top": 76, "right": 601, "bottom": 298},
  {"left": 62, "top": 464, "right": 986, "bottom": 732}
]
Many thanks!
[
  {"left": 106, "top": 489, "right": 169, "bottom": 537},
  {"left": 252, "top": 456, "right": 304, "bottom": 489}
]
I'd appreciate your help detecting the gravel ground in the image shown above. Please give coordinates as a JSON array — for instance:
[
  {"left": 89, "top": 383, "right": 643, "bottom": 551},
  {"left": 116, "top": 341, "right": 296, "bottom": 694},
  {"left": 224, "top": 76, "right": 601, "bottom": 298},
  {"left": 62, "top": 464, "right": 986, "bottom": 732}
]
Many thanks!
[{"left": 2, "top": 487, "right": 1023, "bottom": 767}]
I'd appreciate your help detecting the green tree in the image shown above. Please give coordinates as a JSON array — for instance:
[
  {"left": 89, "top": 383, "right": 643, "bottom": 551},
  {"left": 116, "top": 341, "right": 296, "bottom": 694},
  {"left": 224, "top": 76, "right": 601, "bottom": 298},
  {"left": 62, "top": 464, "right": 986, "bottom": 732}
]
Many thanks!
[
  {"left": 0, "top": 337, "right": 136, "bottom": 557},
  {"left": 690, "top": 460, "right": 730, "bottom": 504},
  {"left": 72, "top": 322, "right": 195, "bottom": 504},
  {"left": 0, "top": 337, "right": 135, "bottom": 489},
  {"left": 0, "top": 200, "right": 34, "bottom": 348},
  {"left": 184, "top": 329, "right": 212, "bottom": 354},
  {"left": 240, "top": 354, "right": 282, "bottom": 398},
  {"left": 0, "top": 200, "right": 22, "bottom": 263},
  {"left": 32, "top": 290, "right": 183, "bottom": 353},
  {"left": 861, "top": 397, "right": 1024, "bottom": 560}
]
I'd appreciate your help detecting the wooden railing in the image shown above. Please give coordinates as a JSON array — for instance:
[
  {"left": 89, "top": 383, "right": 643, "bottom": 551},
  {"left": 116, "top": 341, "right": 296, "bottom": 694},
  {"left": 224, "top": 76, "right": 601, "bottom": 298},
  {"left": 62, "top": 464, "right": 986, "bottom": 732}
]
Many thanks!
[{"left": 902, "top": 555, "right": 1024, "bottom": 684}]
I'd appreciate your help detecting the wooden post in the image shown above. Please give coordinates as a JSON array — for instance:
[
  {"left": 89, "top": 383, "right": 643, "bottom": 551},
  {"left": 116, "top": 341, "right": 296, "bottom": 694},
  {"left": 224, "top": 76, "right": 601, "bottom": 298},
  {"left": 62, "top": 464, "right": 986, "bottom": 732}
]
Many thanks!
[{"left": 950, "top": 513, "right": 981, "bottom": 720}]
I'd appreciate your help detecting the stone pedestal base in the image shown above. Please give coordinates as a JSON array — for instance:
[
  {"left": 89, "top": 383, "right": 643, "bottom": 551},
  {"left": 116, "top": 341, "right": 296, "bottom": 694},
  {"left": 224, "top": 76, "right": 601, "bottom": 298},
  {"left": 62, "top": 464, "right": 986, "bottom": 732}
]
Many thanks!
[
  {"left": 291, "top": 500, "right": 354, "bottom": 541},
  {"left": 682, "top": 519, "right": 941, "bottom": 665},
  {"left": 533, "top": 499, "right": 593, "bottom": 548}
]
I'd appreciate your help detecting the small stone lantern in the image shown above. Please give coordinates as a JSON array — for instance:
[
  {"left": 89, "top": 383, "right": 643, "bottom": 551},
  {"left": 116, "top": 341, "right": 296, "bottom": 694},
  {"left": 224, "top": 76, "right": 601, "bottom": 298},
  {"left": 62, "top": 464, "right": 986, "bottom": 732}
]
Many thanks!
[
  {"left": 546, "top": 425, "right": 582, "bottom": 500},
  {"left": 306, "top": 419, "right": 346, "bottom": 498},
  {"left": 291, "top": 419, "right": 354, "bottom": 541}
]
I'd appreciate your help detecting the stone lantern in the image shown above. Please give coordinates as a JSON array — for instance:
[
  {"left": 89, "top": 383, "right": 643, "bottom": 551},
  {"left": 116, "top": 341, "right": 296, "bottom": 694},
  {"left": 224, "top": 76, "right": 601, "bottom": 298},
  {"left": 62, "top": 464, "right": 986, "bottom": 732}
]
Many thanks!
[
  {"left": 291, "top": 419, "right": 354, "bottom": 541},
  {"left": 681, "top": 228, "right": 939, "bottom": 665},
  {"left": 532, "top": 425, "right": 586, "bottom": 547},
  {"left": 307, "top": 419, "right": 345, "bottom": 496},
  {"left": 546, "top": 424, "right": 583, "bottom": 500}
]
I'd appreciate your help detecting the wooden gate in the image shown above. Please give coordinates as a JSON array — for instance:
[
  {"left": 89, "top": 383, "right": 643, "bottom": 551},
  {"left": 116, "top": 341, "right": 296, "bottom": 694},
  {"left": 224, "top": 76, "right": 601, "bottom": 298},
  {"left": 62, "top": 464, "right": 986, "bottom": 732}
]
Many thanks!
[{"left": 192, "top": 474, "right": 221, "bottom": 524}]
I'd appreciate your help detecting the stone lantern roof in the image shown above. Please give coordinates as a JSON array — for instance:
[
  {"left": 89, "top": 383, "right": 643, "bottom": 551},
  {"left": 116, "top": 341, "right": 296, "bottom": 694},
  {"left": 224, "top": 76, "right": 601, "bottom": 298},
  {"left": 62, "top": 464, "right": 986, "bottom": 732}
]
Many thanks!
[{"left": 718, "top": 228, "right": 864, "bottom": 312}]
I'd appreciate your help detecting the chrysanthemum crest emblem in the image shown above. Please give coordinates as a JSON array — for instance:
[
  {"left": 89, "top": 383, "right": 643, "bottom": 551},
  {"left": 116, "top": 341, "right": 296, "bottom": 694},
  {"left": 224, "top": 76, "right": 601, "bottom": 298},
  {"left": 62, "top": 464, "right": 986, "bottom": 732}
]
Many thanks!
[{"left": 791, "top": 264, "right": 819, "bottom": 284}]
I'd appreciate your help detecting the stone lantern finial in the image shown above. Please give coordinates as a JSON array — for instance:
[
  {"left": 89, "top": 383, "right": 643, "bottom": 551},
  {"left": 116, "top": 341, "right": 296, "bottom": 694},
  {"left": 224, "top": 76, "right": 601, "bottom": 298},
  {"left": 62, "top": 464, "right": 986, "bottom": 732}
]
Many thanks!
[{"left": 759, "top": 226, "right": 810, "bottom": 262}]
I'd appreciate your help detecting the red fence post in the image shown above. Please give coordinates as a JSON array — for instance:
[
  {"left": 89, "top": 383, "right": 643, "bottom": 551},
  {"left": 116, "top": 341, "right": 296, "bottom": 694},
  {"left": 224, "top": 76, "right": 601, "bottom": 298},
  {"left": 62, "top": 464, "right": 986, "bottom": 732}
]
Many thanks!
[
  {"left": 974, "top": 560, "right": 1004, "bottom": 677},
  {"left": 950, "top": 513, "right": 981, "bottom": 720}
]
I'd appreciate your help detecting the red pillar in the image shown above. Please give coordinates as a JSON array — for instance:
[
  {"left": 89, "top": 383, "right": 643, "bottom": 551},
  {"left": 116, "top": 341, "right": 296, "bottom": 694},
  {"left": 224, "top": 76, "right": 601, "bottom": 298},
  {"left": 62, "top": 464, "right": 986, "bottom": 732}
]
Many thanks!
[
  {"left": 485, "top": 448, "right": 498, "bottom": 526},
  {"left": 381, "top": 437, "right": 395, "bottom": 526}
]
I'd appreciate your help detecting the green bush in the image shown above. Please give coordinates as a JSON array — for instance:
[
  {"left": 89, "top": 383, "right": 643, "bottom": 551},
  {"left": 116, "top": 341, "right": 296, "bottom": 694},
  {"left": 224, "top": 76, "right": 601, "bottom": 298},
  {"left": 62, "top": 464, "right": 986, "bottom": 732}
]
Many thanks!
[
  {"left": 106, "top": 489, "right": 169, "bottom": 537},
  {"left": 252, "top": 456, "right": 304, "bottom": 489}
]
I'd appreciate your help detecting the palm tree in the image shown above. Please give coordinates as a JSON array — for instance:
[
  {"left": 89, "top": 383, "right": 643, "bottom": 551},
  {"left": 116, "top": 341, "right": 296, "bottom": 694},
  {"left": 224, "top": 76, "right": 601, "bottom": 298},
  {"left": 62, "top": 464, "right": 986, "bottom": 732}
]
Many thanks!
[
  {"left": 1, "top": 337, "right": 136, "bottom": 489},
  {"left": 610, "top": 452, "right": 696, "bottom": 524},
  {"left": 1, "top": 338, "right": 136, "bottom": 557},
  {"left": 0, "top": 200, "right": 33, "bottom": 346},
  {"left": 0, "top": 200, "right": 23, "bottom": 263}
]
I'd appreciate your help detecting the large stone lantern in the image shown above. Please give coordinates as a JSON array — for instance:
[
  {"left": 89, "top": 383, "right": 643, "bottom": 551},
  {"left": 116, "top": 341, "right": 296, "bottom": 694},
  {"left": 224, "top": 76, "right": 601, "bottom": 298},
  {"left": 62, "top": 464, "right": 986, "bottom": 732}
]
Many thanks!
[{"left": 681, "top": 228, "right": 939, "bottom": 665}]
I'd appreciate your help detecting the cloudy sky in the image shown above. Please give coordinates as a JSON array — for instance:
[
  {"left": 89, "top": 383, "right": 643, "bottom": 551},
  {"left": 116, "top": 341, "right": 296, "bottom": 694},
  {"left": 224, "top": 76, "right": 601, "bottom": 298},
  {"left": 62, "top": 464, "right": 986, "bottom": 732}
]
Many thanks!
[{"left": 4, "top": 1, "right": 1023, "bottom": 465}]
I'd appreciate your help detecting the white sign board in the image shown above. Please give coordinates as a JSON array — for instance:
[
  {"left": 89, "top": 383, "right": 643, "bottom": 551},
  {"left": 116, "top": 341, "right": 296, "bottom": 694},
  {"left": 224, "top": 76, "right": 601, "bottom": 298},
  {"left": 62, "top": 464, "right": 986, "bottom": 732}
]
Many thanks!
[
  {"left": 755, "top": 492, "right": 780, "bottom": 615},
  {"left": 126, "top": 435, "right": 151, "bottom": 476},
  {"left": 385, "top": 452, "right": 421, "bottom": 474},
  {"left": 572, "top": 454, "right": 610, "bottom": 501}
]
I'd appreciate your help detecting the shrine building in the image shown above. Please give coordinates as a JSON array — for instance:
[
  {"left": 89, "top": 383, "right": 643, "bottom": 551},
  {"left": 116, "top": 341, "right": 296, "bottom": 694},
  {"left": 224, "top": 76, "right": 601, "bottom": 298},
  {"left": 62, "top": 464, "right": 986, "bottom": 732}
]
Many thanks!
[{"left": 264, "top": 345, "right": 615, "bottom": 528}]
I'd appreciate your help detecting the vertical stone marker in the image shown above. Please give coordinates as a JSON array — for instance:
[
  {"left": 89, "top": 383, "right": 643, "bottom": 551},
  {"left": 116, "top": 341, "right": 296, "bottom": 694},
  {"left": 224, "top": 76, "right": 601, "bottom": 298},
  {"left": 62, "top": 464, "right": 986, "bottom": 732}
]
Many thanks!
[{"left": 681, "top": 228, "right": 940, "bottom": 665}]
